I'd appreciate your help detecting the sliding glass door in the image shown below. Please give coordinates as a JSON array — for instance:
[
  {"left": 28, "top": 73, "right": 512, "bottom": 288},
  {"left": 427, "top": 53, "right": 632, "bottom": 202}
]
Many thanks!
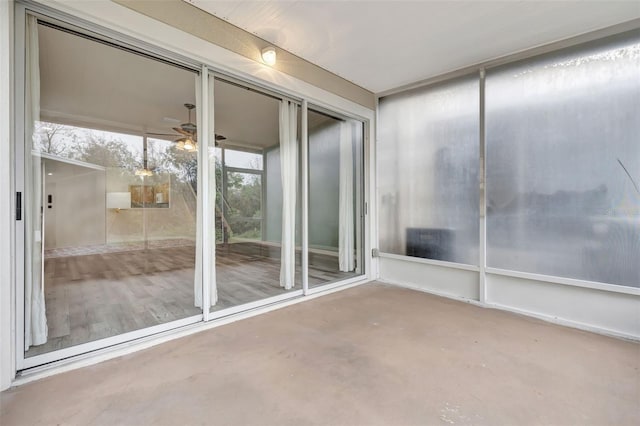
[
  {"left": 22, "top": 18, "right": 202, "bottom": 359},
  {"left": 211, "top": 78, "right": 302, "bottom": 312},
  {"left": 18, "top": 9, "right": 368, "bottom": 369},
  {"left": 307, "top": 108, "right": 365, "bottom": 288}
]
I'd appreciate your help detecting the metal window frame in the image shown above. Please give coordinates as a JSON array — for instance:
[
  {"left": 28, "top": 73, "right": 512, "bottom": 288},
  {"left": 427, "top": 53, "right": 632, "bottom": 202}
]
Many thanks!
[{"left": 375, "top": 21, "right": 640, "bottom": 296}]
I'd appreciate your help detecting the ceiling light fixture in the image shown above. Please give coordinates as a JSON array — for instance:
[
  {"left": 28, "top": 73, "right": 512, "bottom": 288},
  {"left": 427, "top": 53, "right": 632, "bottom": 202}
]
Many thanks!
[
  {"left": 135, "top": 138, "right": 154, "bottom": 177},
  {"left": 261, "top": 46, "right": 276, "bottom": 66},
  {"left": 135, "top": 167, "right": 153, "bottom": 177},
  {"left": 148, "top": 103, "right": 203, "bottom": 153}
]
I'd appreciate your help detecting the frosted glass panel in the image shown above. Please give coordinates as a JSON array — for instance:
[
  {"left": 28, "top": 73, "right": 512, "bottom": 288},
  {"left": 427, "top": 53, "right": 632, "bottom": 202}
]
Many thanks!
[
  {"left": 378, "top": 77, "right": 480, "bottom": 265},
  {"left": 486, "top": 34, "right": 640, "bottom": 287}
]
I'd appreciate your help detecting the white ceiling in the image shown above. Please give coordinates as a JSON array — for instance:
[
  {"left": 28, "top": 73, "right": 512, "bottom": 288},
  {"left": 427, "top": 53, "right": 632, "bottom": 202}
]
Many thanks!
[
  {"left": 39, "top": 24, "right": 281, "bottom": 149},
  {"left": 214, "top": 80, "right": 280, "bottom": 148},
  {"left": 186, "top": 0, "right": 640, "bottom": 93},
  {"left": 39, "top": 25, "right": 196, "bottom": 137}
]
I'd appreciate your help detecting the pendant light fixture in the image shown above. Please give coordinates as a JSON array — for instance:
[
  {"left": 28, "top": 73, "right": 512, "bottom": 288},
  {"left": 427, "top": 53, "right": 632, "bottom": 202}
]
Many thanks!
[{"left": 135, "top": 137, "right": 153, "bottom": 177}]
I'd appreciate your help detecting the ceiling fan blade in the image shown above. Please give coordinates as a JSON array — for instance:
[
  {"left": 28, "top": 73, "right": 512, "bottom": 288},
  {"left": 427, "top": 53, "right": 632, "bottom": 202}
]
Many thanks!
[
  {"left": 172, "top": 127, "right": 192, "bottom": 137},
  {"left": 174, "top": 135, "right": 198, "bottom": 142},
  {"left": 215, "top": 134, "right": 226, "bottom": 141},
  {"left": 181, "top": 122, "right": 197, "bottom": 133}
]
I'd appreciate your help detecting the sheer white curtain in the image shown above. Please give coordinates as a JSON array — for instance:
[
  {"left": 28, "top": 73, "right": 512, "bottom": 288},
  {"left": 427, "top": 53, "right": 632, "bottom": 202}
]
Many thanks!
[
  {"left": 279, "top": 100, "right": 297, "bottom": 289},
  {"left": 206, "top": 75, "right": 218, "bottom": 306},
  {"left": 194, "top": 74, "right": 217, "bottom": 308},
  {"left": 24, "top": 15, "right": 47, "bottom": 350},
  {"left": 339, "top": 121, "right": 355, "bottom": 272}
]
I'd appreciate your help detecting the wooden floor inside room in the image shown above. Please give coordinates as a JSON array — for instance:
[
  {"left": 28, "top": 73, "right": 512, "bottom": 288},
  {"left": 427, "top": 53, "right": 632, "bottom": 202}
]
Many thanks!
[
  {"left": 27, "top": 242, "right": 356, "bottom": 357},
  {"left": 5, "top": 283, "right": 639, "bottom": 425}
]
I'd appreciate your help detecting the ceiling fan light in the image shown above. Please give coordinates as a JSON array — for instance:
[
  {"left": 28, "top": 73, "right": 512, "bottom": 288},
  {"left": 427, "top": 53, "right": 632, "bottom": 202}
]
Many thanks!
[
  {"left": 184, "top": 139, "right": 194, "bottom": 151},
  {"left": 176, "top": 140, "right": 185, "bottom": 150},
  {"left": 135, "top": 168, "right": 153, "bottom": 177}
]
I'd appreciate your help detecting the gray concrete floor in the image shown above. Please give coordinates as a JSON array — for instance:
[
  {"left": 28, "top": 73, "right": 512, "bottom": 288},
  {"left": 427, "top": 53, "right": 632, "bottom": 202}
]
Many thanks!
[{"left": 2, "top": 283, "right": 639, "bottom": 425}]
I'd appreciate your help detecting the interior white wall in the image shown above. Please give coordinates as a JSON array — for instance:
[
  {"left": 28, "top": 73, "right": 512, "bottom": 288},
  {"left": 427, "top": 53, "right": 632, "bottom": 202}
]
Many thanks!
[
  {"left": 105, "top": 172, "right": 196, "bottom": 244},
  {"left": 42, "top": 161, "right": 199, "bottom": 250},
  {"left": 44, "top": 167, "right": 106, "bottom": 249},
  {"left": 0, "top": 0, "right": 15, "bottom": 392}
]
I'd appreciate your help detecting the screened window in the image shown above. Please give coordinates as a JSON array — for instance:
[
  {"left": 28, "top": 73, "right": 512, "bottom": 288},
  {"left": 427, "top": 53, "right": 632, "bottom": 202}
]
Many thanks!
[
  {"left": 378, "top": 77, "right": 480, "bottom": 265},
  {"left": 485, "top": 32, "right": 640, "bottom": 287}
]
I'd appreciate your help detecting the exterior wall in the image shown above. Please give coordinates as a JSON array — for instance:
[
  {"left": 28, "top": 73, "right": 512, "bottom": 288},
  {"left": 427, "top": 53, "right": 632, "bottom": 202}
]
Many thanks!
[
  {"left": 44, "top": 169, "right": 106, "bottom": 249},
  {"left": 486, "top": 273, "right": 640, "bottom": 339},
  {"left": 112, "top": 0, "right": 375, "bottom": 110},
  {"left": 0, "top": 0, "right": 15, "bottom": 393},
  {"left": 379, "top": 252, "right": 640, "bottom": 340},
  {"left": 379, "top": 255, "right": 479, "bottom": 301}
]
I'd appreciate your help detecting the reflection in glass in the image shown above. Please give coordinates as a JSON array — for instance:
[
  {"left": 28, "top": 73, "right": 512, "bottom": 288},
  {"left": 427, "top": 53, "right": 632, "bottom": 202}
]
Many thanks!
[
  {"left": 25, "top": 20, "right": 200, "bottom": 357},
  {"left": 224, "top": 150, "right": 263, "bottom": 170},
  {"left": 226, "top": 171, "right": 263, "bottom": 241},
  {"left": 212, "top": 79, "right": 301, "bottom": 311},
  {"left": 486, "top": 34, "right": 640, "bottom": 287},
  {"left": 307, "top": 109, "right": 365, "bottom": 287}
]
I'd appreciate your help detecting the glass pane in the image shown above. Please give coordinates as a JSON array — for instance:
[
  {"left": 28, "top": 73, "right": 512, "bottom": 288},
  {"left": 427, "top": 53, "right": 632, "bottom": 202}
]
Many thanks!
[
  {"left": 224, "top": 149, "right": 263, "bottom": 170},
  {"left": 25, "top": 21, "right": 200, "bottom": 357},
  {"left": 226, "top": 171, "right": 262, "bottom": 241},
  {"left": 486, "top": 33, "right": 640, "bottom": 287},
  {"left": 378, "top": 77, "right": 480, "bottom": 265},
  {"left": 212, "top": 79, "right": 300, "bottom": 312},
  {"left": 308, "top": 109, "right": 365, "bottom": 287}
]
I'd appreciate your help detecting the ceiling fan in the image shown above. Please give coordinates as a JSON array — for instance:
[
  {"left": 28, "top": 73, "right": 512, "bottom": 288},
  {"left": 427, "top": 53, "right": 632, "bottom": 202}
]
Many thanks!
[{"left": 146, "top": 103, "right": 226, "bottom": 152}]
